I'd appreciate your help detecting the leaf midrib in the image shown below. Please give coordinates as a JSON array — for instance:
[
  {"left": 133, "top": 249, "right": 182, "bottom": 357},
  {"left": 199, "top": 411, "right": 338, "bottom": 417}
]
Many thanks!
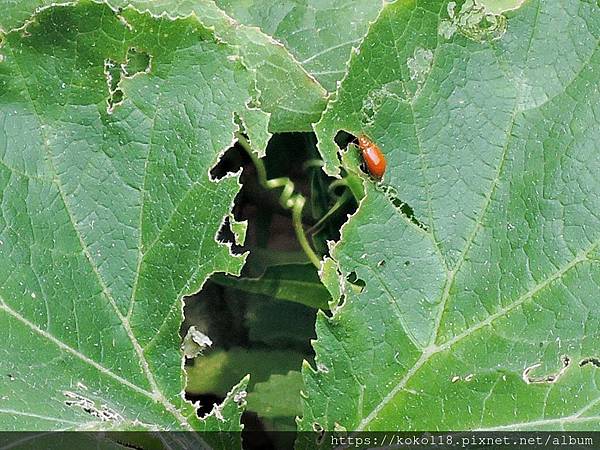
[{"left": 0, "top": 295, "right": 153, "bottom": 399}]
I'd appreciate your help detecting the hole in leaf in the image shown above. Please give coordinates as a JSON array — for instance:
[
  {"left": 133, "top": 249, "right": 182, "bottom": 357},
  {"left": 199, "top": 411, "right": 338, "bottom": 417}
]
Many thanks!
[
  {"left": 104, "top": 48, "right": 151, "bottom": 114},
  {"left": 346, "top": 271, "right": 365, "bottom": 291},
  {"left": 104, "top": 59, "right": 122, "bottom": 113},
  {"left": 247, "top": 98, "right": 260, "bottom": 109},
  {"left": 580, "top": 357, "right": 600, "bottom": 368},
  {"left": 334, "top": 130, "right": 363, "bottom": 173},
  {"left": 105, "top": 60, "right": 121, "bottom": 92},
  {"left": 312, "top": 422, "right": 326, "bottom": 445},
  {"left": 113, "top": 440, "right": 145, "bottom": 450},
  {"left": 334, "top": 130, "right": 355, "bottom": 151},
  {"left": 335, "top": 292, "right": 347, "bottom": 311},
  {"left": 380, "top": 185, "right": 428, "bottom": 231},
  {"left": 216, "top": 216, "right": 241, "bottom": 253},
  {"left": 522, "top": 355, "right": 570, "bottom": 384},
  {"left": 122, "top": 48, "right": 151, "bottom": 77},
  {"left": 314, "top": 424, "right": 326, "bottom": 445},
  {"left": 63, "top": 391, "right": 123, "bottom": 422},
  {"left": 186, "top": 392, "right": 223, "bottom": 418},
  {"left": 209, "top": 142, "right": 249, "bottom": 181},
  {"left": 184, "top": 133, "right": 337, "bottom": 447},
  {"left": 111, "top": 89, "right": 123, "bottom": 104}
]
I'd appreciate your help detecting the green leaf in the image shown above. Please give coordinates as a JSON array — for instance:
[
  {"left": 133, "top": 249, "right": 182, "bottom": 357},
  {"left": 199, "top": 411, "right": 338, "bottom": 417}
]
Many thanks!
[
  {"left": 304, "top": 0, "right": 600, "bottom": 432},
  {"left": 479, "top": 0, "right": 526, "bottom": 14},
  {"left": 244, "top": 248, "right": 311, "bottom": 275},
  {"left": 0, "top": 0, "right": 45, "bottom": 31},
  {"left": 247, "top": 371, "right": 303, "bottom": 418},
  {"left": 214, "top": 0, "right": 385, "bottom": 92},
  {"left": 212, "top": 263, "right": 331, "bottom": 310},
  {"left": 246, "top": 298, "right": 317, "bottom": 350},
  {"left": 0, "top": 0, "right": 328, "bottom": 132},
  {"left": 0, "top": 1, "right": 267, "bottom": 435},
  {"left": 128, "top": 0, "right": 328, "bottom": 132},
  {"left": 186, "top": 348, "right": 305, "bottom": 397}
]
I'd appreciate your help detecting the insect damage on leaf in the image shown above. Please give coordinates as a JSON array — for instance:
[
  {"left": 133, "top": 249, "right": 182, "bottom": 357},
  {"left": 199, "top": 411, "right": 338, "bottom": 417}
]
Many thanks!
[
  {"left": 439, "top": 0, "right": 507, "bottom": 41},
  {"left": 579, "top": 357, "right": 600, "bottom": 368},
  {"left": 104, "top": 48, "right": 152, "bottom": 114},
  {"left": 63, "top": 391, "right": 124, "bottom": 423},
  {"left": 522, "top": 356, "right": 571, "bottom": 385},
  {"left": 226, "top": 213, "right": 248, "bottom": 247},
  {"left": 379, "top": 185, "right": 428, "bottom": 231},
  {"left": 407, "top": 47, "right": 434, "bottom": 89},
  {"left": 233, "top": 390, "right": 247, "bottom": 406},
  {"left": 305, "top": 0, "right": 600, "bottom": 432},
  {"left": 361, "top": 80, "right": 408, "bottom": 125},
  {"left": 0, "top": 0, "right": 268, "bottom": 433}
]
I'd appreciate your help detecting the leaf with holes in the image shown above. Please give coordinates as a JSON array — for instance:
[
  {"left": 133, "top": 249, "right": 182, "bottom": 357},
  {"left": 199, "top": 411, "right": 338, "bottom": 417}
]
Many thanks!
[
  {"left": 0, "top": 0, "right": 328, "bottom": 132},
  {"left": 0, "top": 1, "right": 268, "bottom": 439},
  {"left": 213, "top": 0, "right": 385, "bottom": 92},
  {"left": 302, "top": 0, "right": 600, "bottom": 435}
]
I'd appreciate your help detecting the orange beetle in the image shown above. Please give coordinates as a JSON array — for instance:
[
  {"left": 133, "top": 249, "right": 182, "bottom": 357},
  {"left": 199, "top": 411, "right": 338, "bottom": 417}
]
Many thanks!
[{"left": 358, "top": 135, "right": 386, "bottom": 180}]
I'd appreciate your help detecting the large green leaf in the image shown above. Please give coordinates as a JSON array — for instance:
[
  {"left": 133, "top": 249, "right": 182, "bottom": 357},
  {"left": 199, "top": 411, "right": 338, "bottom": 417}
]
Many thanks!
[
  {"left": 303, "top": 0, "right": 600, "bottom": 433},
  {"left": 212, "top": 263, "right": 331, "bottom": 310},
  {"left": 0, "top": 1, "right": 267, "bottom": 435},
  {"left": 187, "top": 348, "right": 305, "bottom": 397},
  {"left": 247, "top": 371, "right": 303, "bottom": 419},
  {"left": 213, "top": 0, "right": 385, "bottom": 92},
  {"left": 0, "top": 0, "right": 328, "bottom": 132},
  {"left": 0, "top": 0, "right": 45, "bottom": 31}
]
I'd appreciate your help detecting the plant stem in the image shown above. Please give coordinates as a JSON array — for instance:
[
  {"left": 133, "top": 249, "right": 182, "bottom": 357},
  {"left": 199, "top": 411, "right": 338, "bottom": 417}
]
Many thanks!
[
  {"left": 307, "top": 189, "right": 352, "bottom": 235},
  {"left": 292, "top": 195, "right": 321, "bottom": 268},
  {"left": 236, "top": 134, "right": 321, "bottom": 268}
]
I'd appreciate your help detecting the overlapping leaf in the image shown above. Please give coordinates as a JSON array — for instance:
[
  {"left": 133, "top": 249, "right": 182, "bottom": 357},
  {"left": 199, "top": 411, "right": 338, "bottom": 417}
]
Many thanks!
[
  {"left": 0, "top": 1, "right": 267, "bottom": 436},
  {"left": 0, "top": 0, "right": 328, "bottom": 132},
  {"left": 214, "top": 0, "right": 385, "bottom": 91},
  {"left": 303, "top": 0, "right": 600, "bottom": 434}
]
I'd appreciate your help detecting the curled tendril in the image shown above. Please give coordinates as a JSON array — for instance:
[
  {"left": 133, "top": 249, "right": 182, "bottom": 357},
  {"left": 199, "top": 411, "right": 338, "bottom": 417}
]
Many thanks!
[{"left": 236, "top": 133, "right": 321, "bottom": 268}]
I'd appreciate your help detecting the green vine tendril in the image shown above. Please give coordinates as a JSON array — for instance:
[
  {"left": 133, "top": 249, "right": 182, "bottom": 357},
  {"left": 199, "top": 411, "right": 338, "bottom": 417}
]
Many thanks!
[{"left": 236, "top": 133, "right": 322, "bottom": 268}]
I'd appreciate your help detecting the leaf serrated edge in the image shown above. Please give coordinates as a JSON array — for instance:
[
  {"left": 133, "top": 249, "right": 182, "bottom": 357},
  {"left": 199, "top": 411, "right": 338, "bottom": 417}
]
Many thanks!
[
  {"left": 110, "top": 0, "right": 329, "bottom": 110},
  {"left": 312, "top": 0, "right": 388, "bottom": 178},
  {"left": 1, "top": 1, "right": 267, "bottom": 434}
]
